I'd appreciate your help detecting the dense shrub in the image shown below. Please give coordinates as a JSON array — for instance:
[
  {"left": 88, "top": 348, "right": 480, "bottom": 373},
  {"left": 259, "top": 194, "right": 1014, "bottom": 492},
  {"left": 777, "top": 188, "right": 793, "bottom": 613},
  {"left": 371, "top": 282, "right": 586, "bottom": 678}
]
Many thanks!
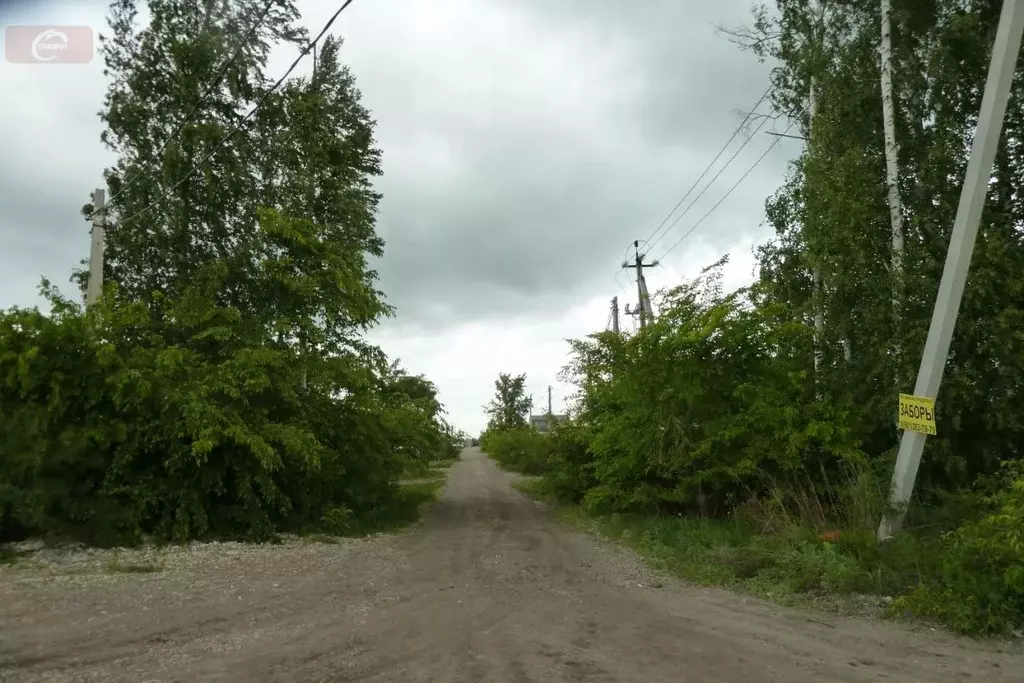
[
  {"left": 540, "top": 421, "right": 595, "bottom": 502},
  {"left": 0, "top": 284, "right": 459, "bottom": 544},
  {"left": 536, "top": 262, "right": 1024, "bottom": 634},
  {"left": 480, "top": 427, "right": 551, "bottom": 475},
  {"left": 0, "top": 7, "right": 463, "bottom": 545},
  {"left": 896, "top": 465, "right": 1024, "bottom": 634},
  {"left": 493, "top": 0, "right": 1024, "bottom": 636},
  {"left": 552, "top": 266, "right": 863, "bottom": 518}
]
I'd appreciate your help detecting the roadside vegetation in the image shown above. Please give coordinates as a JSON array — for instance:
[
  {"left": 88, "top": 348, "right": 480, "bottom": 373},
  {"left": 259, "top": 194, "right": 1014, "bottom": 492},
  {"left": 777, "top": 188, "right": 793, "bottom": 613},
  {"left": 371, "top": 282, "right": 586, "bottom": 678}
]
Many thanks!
[
  {"left": 484, "top": 0, "right": 1024, "bottom": 636},
  {"left": 0, "top": 1, "right": 462, "bottom": 548}
]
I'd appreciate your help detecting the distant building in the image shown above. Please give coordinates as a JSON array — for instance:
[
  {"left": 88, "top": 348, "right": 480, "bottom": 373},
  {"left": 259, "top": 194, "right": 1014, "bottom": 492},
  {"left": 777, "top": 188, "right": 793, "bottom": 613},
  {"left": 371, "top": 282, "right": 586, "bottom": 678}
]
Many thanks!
[{"left": 530, "top": 414, "right": 566, "bottom": 433}]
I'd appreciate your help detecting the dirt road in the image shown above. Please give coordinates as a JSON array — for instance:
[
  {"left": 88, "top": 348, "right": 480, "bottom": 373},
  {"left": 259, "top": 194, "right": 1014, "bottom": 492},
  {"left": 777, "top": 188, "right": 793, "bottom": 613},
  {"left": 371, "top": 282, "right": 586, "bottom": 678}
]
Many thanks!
[{"left": 1, "top": 448, "right": 1019, "bottom": 682}]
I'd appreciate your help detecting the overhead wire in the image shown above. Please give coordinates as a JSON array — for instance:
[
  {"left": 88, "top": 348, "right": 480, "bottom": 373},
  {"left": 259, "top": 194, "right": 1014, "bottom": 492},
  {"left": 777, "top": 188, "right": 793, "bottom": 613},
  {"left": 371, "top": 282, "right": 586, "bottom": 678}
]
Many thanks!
[
  {"left": 113, "top": 0, "right": 358, "bottom": 228},
  {"left": 646, "top": 113, "right": 771, "bottom": 255},
  {"left": 614, "top": 269, "right": 629, "bottom": 297},
  {"left": 656, "top": 122, "right": 793, "bottom": 262},
  {"left": 92, "top": 0, "right": 279, "bottom": 219},
  {"left": 640, "top": 84, "right": 773, "bottom": 250}
]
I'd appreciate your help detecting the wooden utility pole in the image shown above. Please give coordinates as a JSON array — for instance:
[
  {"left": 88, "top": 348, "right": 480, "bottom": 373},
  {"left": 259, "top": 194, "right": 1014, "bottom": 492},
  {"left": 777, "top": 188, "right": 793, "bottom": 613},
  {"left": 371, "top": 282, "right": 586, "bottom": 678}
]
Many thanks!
[
  {"left": 611, "top": 296, "right": 620, "bottom": 333},
  {"left": 86, "top": 188, "right": 106, "bottom": 307},
  {"left": 621, "top": 240, "right": 659, "bottom": 328}
]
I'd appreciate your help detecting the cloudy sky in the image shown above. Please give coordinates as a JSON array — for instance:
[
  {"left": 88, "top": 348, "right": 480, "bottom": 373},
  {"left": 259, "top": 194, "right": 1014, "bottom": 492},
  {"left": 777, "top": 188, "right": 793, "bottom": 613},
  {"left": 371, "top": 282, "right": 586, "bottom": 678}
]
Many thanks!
[{"left": 0, "top": 0, "right": 803, "bottom": 435}]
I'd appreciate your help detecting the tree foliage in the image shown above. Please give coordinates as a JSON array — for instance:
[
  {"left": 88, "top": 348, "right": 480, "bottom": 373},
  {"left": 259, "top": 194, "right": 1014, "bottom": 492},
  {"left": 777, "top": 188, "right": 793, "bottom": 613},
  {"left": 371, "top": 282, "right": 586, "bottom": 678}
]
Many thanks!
[
  {"left": 483, "top": 373, "right": 532, "bottom": 432},
  {"left": 0, "top": 0, "right": 459, "bottom": 544},
  {"left": 479, "top": 372, "right": 551, "bottom": 473},
  {"left": 533, "top": 0, "right": 1024, "bottom": 633}
]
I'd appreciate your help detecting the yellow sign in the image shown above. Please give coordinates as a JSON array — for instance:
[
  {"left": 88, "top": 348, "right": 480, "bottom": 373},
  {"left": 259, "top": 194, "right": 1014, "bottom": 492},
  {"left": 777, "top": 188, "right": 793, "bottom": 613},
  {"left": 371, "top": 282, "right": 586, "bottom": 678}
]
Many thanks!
[{"left": 898, "top": 394, "right": 936, "bottom": 435}]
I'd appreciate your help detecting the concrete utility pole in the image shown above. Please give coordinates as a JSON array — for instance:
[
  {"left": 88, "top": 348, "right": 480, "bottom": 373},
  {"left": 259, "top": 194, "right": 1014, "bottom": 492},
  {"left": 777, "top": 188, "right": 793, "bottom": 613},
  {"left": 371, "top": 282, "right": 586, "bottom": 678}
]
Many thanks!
[
  {"left": 621, "top": 240, "right": 659, "bottom": 328},
  {"left": 86, "top": 188, "right": 106, "bottom": 307},
  {"left": 878, "top": 0, "right": 1024, "bottom": 541},
  {"left": 611, "top": 296, "right": 620, "bottom": 333},
  {"left": 547, "top": 386, "right": 553, "bottom": 415},
  {"left": 639, "top": 273, "right": 656, "bottom": 323}
]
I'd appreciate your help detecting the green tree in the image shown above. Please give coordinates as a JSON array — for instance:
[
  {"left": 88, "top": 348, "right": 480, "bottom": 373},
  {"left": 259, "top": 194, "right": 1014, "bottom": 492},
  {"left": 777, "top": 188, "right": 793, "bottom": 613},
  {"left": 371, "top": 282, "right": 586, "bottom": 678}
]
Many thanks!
[
  {"left": 527, "top": 0, "right": 1024, "bottom": 633},
  {"left": 87, "top": 0, "right": 305, "bottom": 301},
  {"left": 484, "top": 373, "right": 532, "bottom": 432},
  {"left": 0, "top": 0, "right": 455, "bottom": 544}
]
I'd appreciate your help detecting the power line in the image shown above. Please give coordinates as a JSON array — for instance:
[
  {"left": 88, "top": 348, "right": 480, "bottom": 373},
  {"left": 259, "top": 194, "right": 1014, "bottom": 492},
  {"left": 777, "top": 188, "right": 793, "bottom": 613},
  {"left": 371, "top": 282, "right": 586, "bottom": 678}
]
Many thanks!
[
  {"left": 641, "top": 84, "right": 772, "bottom": 250},
  {"left": 657, "top": 123, "right": 792, "bottom": 262},
  {"left": 646, "top": 114, "right": 771, "bottom": 255},
  {"left": 114, "top": 0, "right": 357, "bottom": 228},
  {"left": 614, "top": 268, "right": 629, "bottom": 296},
  {"left": 93, "top": 0, "right": 278, "bottom": 219}
]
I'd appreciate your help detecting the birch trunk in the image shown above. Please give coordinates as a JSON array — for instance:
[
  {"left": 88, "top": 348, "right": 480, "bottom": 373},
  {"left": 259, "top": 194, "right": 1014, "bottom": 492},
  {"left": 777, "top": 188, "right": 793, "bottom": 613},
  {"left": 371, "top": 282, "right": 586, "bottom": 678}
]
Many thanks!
[
  {"left": 880, "top": 0, "right": 905, "bottom": 381},
  {"left": 809, "top": 74, "right": 825, "bottom": 377},
  {"left": 804, "top": 0, "right": 831, "bottom": 379}
]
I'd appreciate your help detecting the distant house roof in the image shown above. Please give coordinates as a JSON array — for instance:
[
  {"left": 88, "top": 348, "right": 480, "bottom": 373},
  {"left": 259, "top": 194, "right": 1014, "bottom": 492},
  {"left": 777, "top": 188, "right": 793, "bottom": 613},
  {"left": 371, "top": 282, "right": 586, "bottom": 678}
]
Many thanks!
[{"left": 530, "top": 414, "right": 566, "bottom": 431}]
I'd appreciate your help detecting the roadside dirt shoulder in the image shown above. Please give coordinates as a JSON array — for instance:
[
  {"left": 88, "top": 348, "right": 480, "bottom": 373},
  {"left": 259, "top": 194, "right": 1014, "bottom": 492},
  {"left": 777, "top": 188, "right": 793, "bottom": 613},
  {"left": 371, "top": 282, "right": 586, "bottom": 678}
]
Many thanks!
[{"left": 1, "top": 449, "right": 1019, "bottom": 682}]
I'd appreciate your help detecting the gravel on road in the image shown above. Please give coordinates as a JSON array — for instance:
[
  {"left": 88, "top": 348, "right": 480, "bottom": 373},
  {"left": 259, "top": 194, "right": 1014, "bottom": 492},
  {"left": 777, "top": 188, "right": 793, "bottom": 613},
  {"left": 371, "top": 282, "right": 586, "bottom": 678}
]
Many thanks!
[{"left": 1, "top": 448, "right": 1020, "bottom": 682}]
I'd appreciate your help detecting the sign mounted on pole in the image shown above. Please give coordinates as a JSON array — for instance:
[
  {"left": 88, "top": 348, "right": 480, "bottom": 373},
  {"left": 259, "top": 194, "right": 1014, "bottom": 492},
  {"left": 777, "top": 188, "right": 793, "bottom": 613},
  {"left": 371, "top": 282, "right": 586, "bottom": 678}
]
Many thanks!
[
  {"left": 878, "top": 0, "right": 1023, "bottom": 541},
  {"left": 898, "top": 394, "right": 936, "bottom": 436}
]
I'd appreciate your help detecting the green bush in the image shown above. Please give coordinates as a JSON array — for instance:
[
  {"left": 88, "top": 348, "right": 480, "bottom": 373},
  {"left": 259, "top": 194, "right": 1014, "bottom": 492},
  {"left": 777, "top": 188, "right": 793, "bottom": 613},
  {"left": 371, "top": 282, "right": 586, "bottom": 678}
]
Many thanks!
[
  {"left": 550, "top": 266, "right": 864, "bottom": 518},
  {"left": 897, "top": 465, "right": 1024, "bottom": 634},
  {"left": 543, "top": 421, "right": 595, "bottom": 502},
  {"left": 480, "top": 427, "right": 551, "bottom": 475},
  {"left": 0, "top": 7, "right": 463, "bottom": 548},
  {"left": 0, "top": 283, "right": 460, "bottom": 545}
]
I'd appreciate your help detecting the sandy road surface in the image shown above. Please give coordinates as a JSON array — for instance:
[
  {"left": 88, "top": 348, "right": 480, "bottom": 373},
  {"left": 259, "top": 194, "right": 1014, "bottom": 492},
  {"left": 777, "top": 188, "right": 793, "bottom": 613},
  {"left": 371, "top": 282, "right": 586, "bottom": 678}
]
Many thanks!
[{"left": 1, "top": 448, "right": 1020, "bottom": 682}]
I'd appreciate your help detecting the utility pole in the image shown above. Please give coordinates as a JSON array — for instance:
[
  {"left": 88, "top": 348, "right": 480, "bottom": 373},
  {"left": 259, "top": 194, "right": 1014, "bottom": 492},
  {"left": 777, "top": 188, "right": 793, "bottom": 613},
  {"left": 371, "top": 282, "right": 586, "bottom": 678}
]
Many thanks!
[
  {"left": 621, "top": 240, "right": 659, "bottom": 328},
  {"left": 611, "top": 296, "right": 620, "bottom": 333},
  {"left": 547, "top": 385, "right": 553, "bottom": 415},
  {"left": 86, "top": 188, "right": 106, "bottom": 307},
  {"left": 639, "top": 272, "right": 655, "bottom": 323},
  {"left": 878, "top": 0, "right": 1024, "bottom": 541}
]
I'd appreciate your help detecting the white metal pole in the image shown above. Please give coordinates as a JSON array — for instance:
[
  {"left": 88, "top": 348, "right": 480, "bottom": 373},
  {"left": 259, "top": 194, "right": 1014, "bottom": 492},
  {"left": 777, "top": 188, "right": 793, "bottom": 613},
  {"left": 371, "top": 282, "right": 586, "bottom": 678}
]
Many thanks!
[
  {"left": 86, "top": 188, "right": 106, "bottom": 307},
  {"left": 878, "top": 0, "right": 1024, "bottom": 541}
]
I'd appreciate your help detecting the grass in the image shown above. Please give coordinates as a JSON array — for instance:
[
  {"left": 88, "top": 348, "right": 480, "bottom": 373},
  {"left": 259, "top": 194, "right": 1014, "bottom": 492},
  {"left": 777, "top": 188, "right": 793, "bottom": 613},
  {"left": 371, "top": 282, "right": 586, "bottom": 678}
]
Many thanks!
[
  {"left": 512, "top": 477, "right": 552, "bottom": 500},
  {"left": 358, "top": 480, "right": 444, "bottom": 533},
  {"left": 311, "top": 480, "right": 445, "bottom": 539},
  {"left": 514, "top": 477, "right": 949, "bottom": 622},
  {"left": 0, "top": 547, "right": 19, "bottom": 566},
  {"left": 399, "top": 456, "right": 459, "bottom": 480}
]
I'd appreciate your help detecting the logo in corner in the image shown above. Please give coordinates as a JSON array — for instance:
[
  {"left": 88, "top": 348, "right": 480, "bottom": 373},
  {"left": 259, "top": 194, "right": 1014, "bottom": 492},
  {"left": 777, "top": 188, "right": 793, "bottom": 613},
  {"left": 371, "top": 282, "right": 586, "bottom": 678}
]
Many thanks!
[
  {"left": 5, "top": 25, "right": 93, "bottom": 64},
  {"left": 29, "top": 29, "right": 70, "bottom": 61},
  {"left": 31, "top": 29, "right": 69, "bottom": 61}
]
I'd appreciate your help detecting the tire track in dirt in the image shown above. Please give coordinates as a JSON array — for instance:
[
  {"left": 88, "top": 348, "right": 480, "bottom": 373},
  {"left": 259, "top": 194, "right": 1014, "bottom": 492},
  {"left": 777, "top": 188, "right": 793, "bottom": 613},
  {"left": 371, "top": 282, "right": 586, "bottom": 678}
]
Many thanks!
[{"left": 1, "top": 448, "right": 1020, "bottom": 682}]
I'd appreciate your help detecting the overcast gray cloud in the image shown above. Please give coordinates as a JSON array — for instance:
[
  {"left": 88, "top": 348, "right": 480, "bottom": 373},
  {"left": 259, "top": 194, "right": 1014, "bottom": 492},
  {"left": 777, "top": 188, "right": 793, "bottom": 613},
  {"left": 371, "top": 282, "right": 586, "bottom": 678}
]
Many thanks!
[
  {"left": 0, "top": 0, "right": 802, "bottom": 433},
  {"left": 322, "top": 0, "right": 801, "bottom": 330}
]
